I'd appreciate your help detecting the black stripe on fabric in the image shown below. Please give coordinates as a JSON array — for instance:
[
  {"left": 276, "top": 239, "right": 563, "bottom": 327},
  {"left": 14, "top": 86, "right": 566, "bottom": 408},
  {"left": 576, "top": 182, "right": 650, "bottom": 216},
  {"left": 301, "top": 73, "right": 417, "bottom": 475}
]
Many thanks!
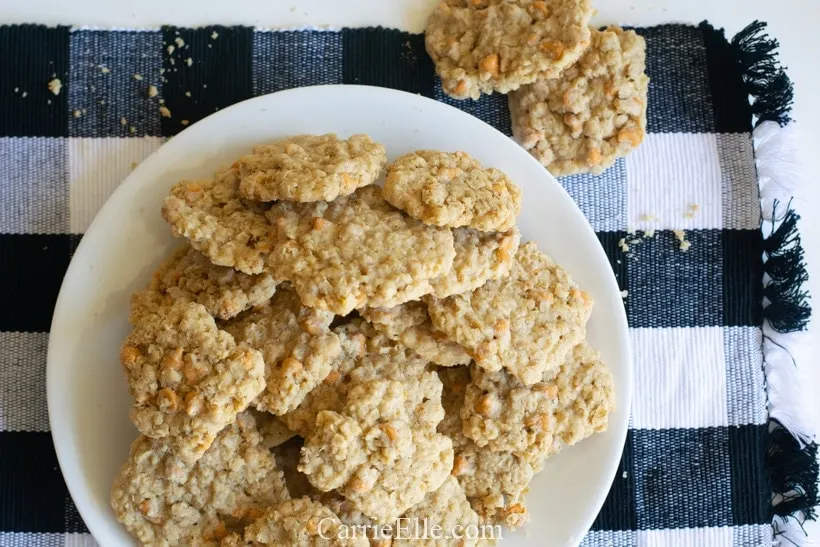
[
  {"left": 634, "top": 25, "right": 716, "bottom": 134},
  {"left": 723, "top": 229, "right": 764, "bottom": 327},
  {"left": 596, "top": 231, "right": 629, "bottom": 319},
  {"left": 65, "top": 495, "right": 89, "bottom": 534},
  {"left": 627, "top": 230, "right": 722, "bottom": 328},
  {"left": 0, "top": 234, "right": 75, "bottom": 332},
  {"left": 700, "top": 22, "right": 753, "bottom": 133},
  {"left": 729, "top": 424, "right": 770, "bottom": 525},
  {"left": 0, "top": 432, "right": 71, "bottom": 533},
  {"left": 342, "top": 28, "right": 435, "bottom": 98},
  {"left": 591, "top": 429, "right": 637, "bottom": 531},
  {"left": 0, "top": 25, "right": 70, "bottom": 137},
  {"left": 160, "top": 26, "right": 254, "bottom": 137}
]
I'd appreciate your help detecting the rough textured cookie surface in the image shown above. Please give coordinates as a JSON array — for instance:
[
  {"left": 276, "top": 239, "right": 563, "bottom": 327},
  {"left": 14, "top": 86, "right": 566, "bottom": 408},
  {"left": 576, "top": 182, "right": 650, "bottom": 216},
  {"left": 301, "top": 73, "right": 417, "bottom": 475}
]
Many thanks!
[
  {"left": 227, "top": 497, "right": 368, "bottom": 547},
  {"left": 361, "top": 301, "right": 471, "bottom": 367},
  {"left": 384, "top": 151, "right": 522, "bottom": 232},
  {"left": 425, "top": 0, "right": 594, "bottom": 100},
  {"left": 266, "top": 186, "right": 455, "bottom": 315},
  {"left": 225, "top": 287, "right": 340, "bottom": 415},
  {"left": 299, "top": 379, "right": 453, "bottom": 524},
  {"left": 430, "top": 226, "right": 521, "bottom": 298},
  {"left": 237, "top": 134, "right": 387, "bottom": 203},
  {"left": 130, "top": 245, "right": 277, "bottom": 323},
  {"left": 254, "top": 411, "right": 297, "bottom": 449},
  {"left": 162, "top": 167, "right": 274, "bottom": 274},
  {"left": 427, "top": 242, "right": 592, "bottom": 385},
  {"left": 120, "top": 301, "right": 266, "bottom": 463},
  {"left": 111, "top": 412, "right": 289, "bottom": 547},
  {"left": 509, "top": 26, "right": 649, "bottom": 175}
]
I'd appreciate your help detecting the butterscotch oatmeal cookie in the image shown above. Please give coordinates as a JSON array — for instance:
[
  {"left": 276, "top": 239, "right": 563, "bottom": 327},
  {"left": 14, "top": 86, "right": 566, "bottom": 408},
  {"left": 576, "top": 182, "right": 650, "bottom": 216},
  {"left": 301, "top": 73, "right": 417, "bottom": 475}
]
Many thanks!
[
  {"left": 509, "top": 27, "right": 649, "bottom": 175},
  {"left": 426, "top": 242, "right": 592, "bottom": 385},
  {"left": 225, "top": 287, "right": 341, "bottom": 415},
  {"left": 225, "top": 497, "right": 368, "bottom": 547},
  {"left": 111, "top": 412, "right": 289, "bottom": 547},
  {"left": 461, "top": 366, "right": 554, "bottom": 455},
  {"left": 130, "top": 245, "right": 277, "bottom": 323},
  {"left": 266, "top": 186, "right": 456, "bottom": 315},
  {"left": 394, "top": 476, "right": 486, "bottom": 547},
  {"left": 299, "top": 379, "right": 454, "bottom": 523},
  {"left": 425, "top": 0, "right": 594, "bottom": 100},
  {"left": 162, "top": 167, "right": 274, "bottom": 274},
  {"left": 546, "top": 341, "right": 615, "bottom": 456},
  {"left": 237, "top": 134, "right": 387, "bottom": 203},
  {"left": 361, "top": 301, "right": 471, "bottom": 367},
  {"left": 383, "top": 151, "right": 522, "bottom": 232},
  {"left": 430, "top": 226, "right": 521, "bottom": 298},
  {"left": 120, "top": 301, "right": 265, "bottom": 463}
]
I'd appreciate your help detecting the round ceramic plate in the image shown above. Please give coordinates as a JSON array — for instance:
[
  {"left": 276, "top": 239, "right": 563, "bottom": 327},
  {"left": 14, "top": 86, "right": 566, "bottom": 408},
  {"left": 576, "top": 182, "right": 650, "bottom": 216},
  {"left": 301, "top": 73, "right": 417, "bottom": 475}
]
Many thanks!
[{"left": 47, "top": 84, "right": 632, "bottom": 547}]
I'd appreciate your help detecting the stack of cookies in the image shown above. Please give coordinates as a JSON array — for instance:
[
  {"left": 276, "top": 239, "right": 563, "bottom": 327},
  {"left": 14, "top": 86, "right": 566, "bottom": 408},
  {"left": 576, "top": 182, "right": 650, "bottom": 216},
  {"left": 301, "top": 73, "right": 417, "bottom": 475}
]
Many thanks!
[
  {"left": 111, "top": 131, "right": 615, "bottom": 545},
  {"left": 426, "top": 0, "right": 650, "bottom": 175}
]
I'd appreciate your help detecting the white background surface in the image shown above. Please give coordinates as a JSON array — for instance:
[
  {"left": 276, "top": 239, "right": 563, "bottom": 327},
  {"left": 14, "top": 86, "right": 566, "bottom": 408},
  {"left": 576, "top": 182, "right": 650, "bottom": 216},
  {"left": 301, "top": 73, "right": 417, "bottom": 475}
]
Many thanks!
[{"left": 3, "top": 0, "right": 818, "bottom": 540}]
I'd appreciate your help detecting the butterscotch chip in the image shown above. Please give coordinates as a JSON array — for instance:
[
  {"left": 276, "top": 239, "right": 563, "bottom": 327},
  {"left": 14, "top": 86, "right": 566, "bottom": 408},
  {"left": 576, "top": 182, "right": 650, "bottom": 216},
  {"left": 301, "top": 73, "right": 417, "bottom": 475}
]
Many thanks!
[
  {"left": 111, "top": 412, "right": 289, "bottom": 547},
  {"left": 383, "top": 151, "right": 521, "bottom": 232},
  {"left": 237, "top": 134, "right": 387, "bottom": 203},
  {"left": 162, "top": 167, "right": 274, "bottom": 274},
  {"left": 266, "top": 186, "right": 455, "bottom": 315},
  {"left": 426, "top": 242, "right": 592, "bottom": 385},
  {"left": 299, "top": 379, "right": 453, "bottom": 524},
  {"left": 509, "top": 27, "right": 649, "bottom": 175},
  {"left": 425, "top": 0, "right": 594, "bottom": 99},
  {"left": 225, "top": 287, "right": 341, "bottom": 415},
  {"left": 120, "top": 301, "right": 265, "bottom": 463},
  {"left": 361, "top": 301, "right": 471, "bottom": 367},
  {"left": 130, "top": 244, "right": 277, "bottom": 323}
]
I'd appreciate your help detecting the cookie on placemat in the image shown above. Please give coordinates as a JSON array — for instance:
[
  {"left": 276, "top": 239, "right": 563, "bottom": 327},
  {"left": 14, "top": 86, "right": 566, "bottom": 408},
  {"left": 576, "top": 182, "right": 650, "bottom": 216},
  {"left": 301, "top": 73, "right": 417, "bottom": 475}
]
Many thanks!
[
  {"left": 225, "top": 287, "right": 341, "bottom": 415},
  {"left": 509, "top": 26, "right": 649, "bottom": 175},
  {"left": 237, "top": 134, "right": 387, "bottom": 203},
  {"left": 266, "top": 185, "right": 455, "bottom": 315},
  {"left": 425, "top": 0, "right": 595, "bottom": 100},
  {"left": 130, "top": 244, "right": 278, "bottom": 323},
  {"left": 361, "top": 301, "right": 471, "bottom": 367},
  {"left": 430, "top": 226, "right": 521, "bottom": 298},
  {"left": 384, "top": 151, "right": 522, "bottom": 232},
  {"left": 120, "top": 301, "right": 265, "bottom": 463},
  {"left": 298, "top": 379, "right": 453, "bottom": 524},
  {"left": 162, "top": 167, "right": 274, "bottom": 274},
  {"left": 426, "top": 242, "right": 592, "bottom": 385},
  {"left": 110, "top": 412, "right": 289, "bottom": 547}
]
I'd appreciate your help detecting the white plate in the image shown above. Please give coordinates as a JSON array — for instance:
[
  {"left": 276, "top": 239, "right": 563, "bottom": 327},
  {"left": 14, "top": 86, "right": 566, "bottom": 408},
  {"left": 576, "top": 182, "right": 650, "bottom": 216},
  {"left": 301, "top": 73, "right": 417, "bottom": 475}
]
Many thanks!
[{"left": 47, "top": 84, "right": 632, "bottom": 547}]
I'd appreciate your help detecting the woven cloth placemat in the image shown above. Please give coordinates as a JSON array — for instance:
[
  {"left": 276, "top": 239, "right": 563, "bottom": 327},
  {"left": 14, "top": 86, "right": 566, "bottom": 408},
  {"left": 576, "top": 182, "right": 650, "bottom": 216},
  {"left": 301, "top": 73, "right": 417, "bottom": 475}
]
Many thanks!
[{"left": 0, "top": 21, "right": 815, "bottom": 547}]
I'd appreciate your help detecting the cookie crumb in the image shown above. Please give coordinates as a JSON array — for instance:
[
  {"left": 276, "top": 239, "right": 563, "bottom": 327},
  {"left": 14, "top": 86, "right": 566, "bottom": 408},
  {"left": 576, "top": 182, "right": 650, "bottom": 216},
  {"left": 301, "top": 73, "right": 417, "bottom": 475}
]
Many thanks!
[
  {"left": 638, "top": 214, "right": 655, "bottom": 222},
  {"left": 175, "top": 37, "right": 185, "bottom": 48},
  {"left": 133, "top": 74, "right": 144, "bottom": 81},
  {"left": 203, "top": 84, "right": 208, "bottom": 88},
  {"left": 121, "top": 117, "right": 128, "bottom": 126},
  {"left": 181, "top": 120, "right": 190, "bottom": 126},
  {"left": 100, "top": 66, "right": 110, "bottom": 74},
  {"left": 130, "top": 126, "right": 137, "bottom": 134},
  {"left": 47, "top": 78, "right": 62, "bottom": 95},
  {"left": 673, "top": 229, "right": 690, "bottom": 251},
  {"left": 618, "top": 238, "right": 629, "bottom": 253},
  {"left": 73, "top": 109, "right": 82, "bottom": 118},
  {"left": 185, "top": 91, "right": 191, "bottom": 97},
  {"left": 13, "top": 87, "right": 18, "bottom": 93},
  {"left": 167, "top": 45, "right": 175, "bottom": 55},
  {"left": 159, "top": 105, "right": 172, "bottom": 118},
  {"left": 131, "top": 161, "right": 138, "bottom": 170},
  {"left": 185, "top": 58, "right": 193, "bottom": 67},
  {"left": 622, "top": 471, "right": 628, "bottom": 479},
  {"left": 147, "top": 85, "right": 158, "bottom": 98},
  {"left": 210, "top": 30, "right": 219, "bottom": 40},
  {"left": 21, "top": 91, "right": 27, "bottom": 98},
  {"left": 643, "top": 228, "right": 655, "bottom": 238},
  {"left": 683, "top": 203, "right": 700, "bottom": 219},
  {"left": 620, "top": 290, "right": 628, "bottom": 298}
]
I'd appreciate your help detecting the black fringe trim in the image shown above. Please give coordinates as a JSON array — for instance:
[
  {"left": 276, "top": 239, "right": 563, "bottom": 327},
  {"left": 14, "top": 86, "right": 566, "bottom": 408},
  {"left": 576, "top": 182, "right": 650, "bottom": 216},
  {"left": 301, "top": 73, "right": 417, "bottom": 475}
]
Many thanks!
[
  {"left": 762, "top": 200, "right": 812, "bottom": 332},
  {"left": 769, "top": 421, "right": 819, "bottom": 522},
  {"left": 731, "top": 20, "right": 795, "bottom": 126}
]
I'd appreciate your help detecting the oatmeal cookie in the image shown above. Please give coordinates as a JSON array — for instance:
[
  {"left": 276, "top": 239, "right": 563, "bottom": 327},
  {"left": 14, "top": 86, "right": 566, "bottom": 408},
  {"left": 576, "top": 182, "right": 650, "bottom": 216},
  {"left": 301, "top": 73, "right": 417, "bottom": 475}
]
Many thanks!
[
  {"left": 130, "top": 245, "right": 277, "bottom": 323},
  {"left": 162, "top": 167, "right": 274, "bottom": 274},
  {"left": 426, "top": 242, "right": 592, "bottom": 385},
  {"left": 383, "top": 151, "right": 521, "bottom": 232},
  {"left": 425, "top": 0, "right": 595, "bottom": 100},
  {"left": 266, "top": 186, "right": 455, "bottom": 315},
  {"left": 361, "top": 301, "right": 471, "bottom": 367},
  {"left": 509, "top": 26, "right": 649, "bottom": 175},
  {"left": 430, "top": 226, "right": 521, "bottom": 298},
  {"left": 225, "top": 287, "right": 341, "bottom": 415},
  {"left": 226, "top": 497, "right": 368, "bottom": 547},
  {"left": 299, "top": 379, "right": 453, "bottom": 524},
  {"left": 111, "top": 412, "right": 289, "bottom": 547},
  {"left": 237, "top": 134, "right": 387, "bottom": 203},
  {"left": 120, "top": 301, "right": 266, "bottom": 463}
]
